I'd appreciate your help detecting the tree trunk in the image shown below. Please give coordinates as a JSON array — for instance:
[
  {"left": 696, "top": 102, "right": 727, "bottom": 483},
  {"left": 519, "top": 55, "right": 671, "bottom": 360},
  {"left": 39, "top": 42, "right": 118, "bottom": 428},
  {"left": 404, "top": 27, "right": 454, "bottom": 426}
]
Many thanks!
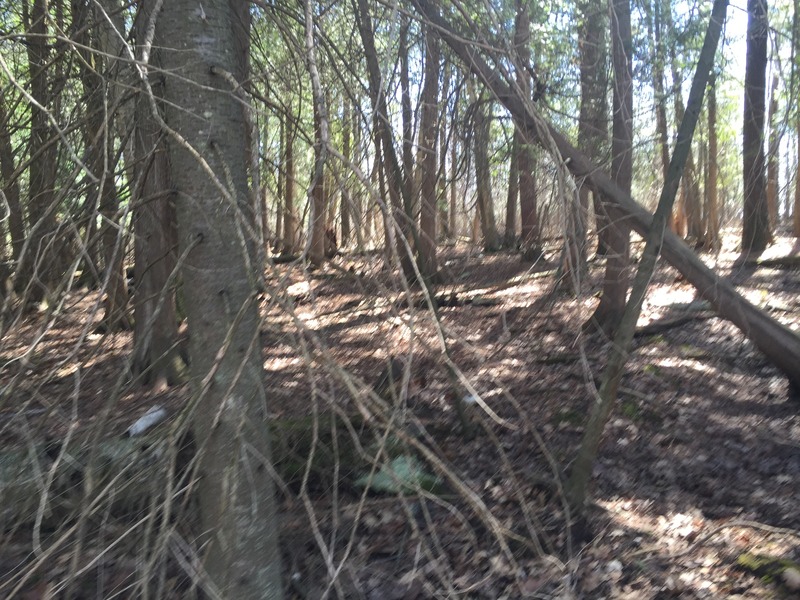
[
  {"left": 568, "top": 0, "right": 608, "bottom": 285},
  {"left": 283, "top": 116, "right": 298, "bottom": 255},
  {"left": 651, "top": 0, "right": 671, "bottom": 184},
  {"left": 74, "top": 0, "right": 130, "bottom": 331},
  {"left": 795, "top": 117, "right": 800, "bottom": 236},
  {"left": 306, "top": 0, "right": 328, "bottom": 268},
  {"left": 18, "top": 0, "right": 60, "bottom": 305},
  {"left": 567, "top": 0, "right": 730, "bottom": 511},
  {"left": 505, "top": 131, "right": 520, "bottom": 247},
  {"left": 438, "top": 61, "right": 452, "bottom": 241},
  {"left": 586, "top": 0, "right": 632, "bottom": 337},
  {"left": 341, "top": 98, "right": 352, "bottom": 248},
  {"left": 130, "top": 0, "right": 183, "bottom": 386},
  {"left": 473, "top": 95, "right": 500, "bottom": 251},
  {"left": 664, "top": 3, "right": 703, "bottom": 241},
  {"left": 158, "top": 0, "right": 283, "bottom": 596},
  {"left": 742, "top": 0, "right": 771, "bottom": 254},
  {"left": 766, "top": 73, "right": 780, "bottom": 230},
  {"left": 412, "top": 0, "right": 800, "bottom": 390},
  {"left": 417, "top": 27, "right": 441, "bottom": 280},
  {"left": 450, "top": 112, "right": 458, "bottom": 238},
  {"left": 515, "top": 0, "right": 541, "bottom": 260},
  {"left": 0, "top": 87, "right": 25, "bottom": 263},
  {"left": 705, "top": 73, "right": 721, "bottom": 250},
  {"left": 354, "top": 0, "right": 417, "bottom": 279}
]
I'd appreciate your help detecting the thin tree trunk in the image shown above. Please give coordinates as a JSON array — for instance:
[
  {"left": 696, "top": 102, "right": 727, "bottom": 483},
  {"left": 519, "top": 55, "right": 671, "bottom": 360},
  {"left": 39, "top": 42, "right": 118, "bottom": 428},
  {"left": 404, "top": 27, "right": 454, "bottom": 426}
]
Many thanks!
[
  {"left": 354, "top": 0, "right": 416, "bottom": 278},
  {"left": 473, "top": 94, "right": 499, "bottom": 251},
  {"left": 306, "top": 0, "right": 327, "bottom": 268},
  {"left": 0, "top": 87, "right": 25, "bottom": 263},
  {"left": 665, "top": 2, "right": 703, "bottom": 240},
  {"left": 18, "top": 0, "right": 59, "bottom": 305},
  {"left": 341, "top": 98, "right": 352, "bottom": 248},
  {"left": 586, "top": 0, "right": 632, "bottom": 337},
  {"left": 705, "top": 73, "right": 721, "bottom": 250},
  {"left": 567, "top": 0, "right": 728, "bottom": 511},
  {"left": 766, "top": 73, "right": 780, "bottom": 230},
  {"left": 130, "top": 0, "right": 183, "bottom": 385},
  {"left": 568, "top": 0, "right": 607, "bottom": 284},
  {"left": 417, "top": 27, "right": 441, "bottom": 280},
  {"left": 515, "top": 0, "right": 541, "bottom": 259},
  {"left": 742, "top": 0, "right": 771, "bottom": 254},
  {"left": 505, "top": 131, "right": 519, "bottom": 247}
]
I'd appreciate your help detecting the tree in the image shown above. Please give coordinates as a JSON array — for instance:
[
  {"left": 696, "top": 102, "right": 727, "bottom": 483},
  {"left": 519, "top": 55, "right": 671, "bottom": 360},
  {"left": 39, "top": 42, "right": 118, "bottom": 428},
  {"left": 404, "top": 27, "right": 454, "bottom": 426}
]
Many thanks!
[
  {"left": 705, "top": 73, "right": 721, "bottom": 250},
  {"left": 567, "top": 0, "right": 730, "bottom": 511},
  {"left": 18, "top": 0, "right": 60, "bottom": 305},
  {"left": 417, "top": 27, "right": 441, "bottom": 280},
  {"left": 156, "top": 0, "right": 283, "bottom": 595},
  {"left": 473, "top": 92, "right": 500, "bottom": 251},
  {"left": 306, "top": 0, "right": 328, "bottom": 268},
  {"left": 73, "top": 0, "right": 130, "bottom": 331},
  {"left": 742, "top": 0, "right": 771, "bottom": 254},
  {"left": 565, "top": 0, "right": 608, "bottom": 287},
  {"left": 585, "top": 0, "right": 633, "bottom": 337},
  {"left": 130, "top": 0, "right": 183, "bottom": 385},
  {"left": 0, "top": 85, "right": 25, "bottom": 265},
  {"left": 515, "top": 0, "right": 542, "bottom": 261}
]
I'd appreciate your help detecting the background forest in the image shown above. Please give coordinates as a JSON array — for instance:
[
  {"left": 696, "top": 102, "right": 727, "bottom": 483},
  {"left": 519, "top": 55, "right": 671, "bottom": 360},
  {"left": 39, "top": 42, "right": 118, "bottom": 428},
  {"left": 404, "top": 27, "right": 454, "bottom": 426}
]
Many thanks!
[{"left": 0, "top": 0, "right": 799, "bottom": 598}]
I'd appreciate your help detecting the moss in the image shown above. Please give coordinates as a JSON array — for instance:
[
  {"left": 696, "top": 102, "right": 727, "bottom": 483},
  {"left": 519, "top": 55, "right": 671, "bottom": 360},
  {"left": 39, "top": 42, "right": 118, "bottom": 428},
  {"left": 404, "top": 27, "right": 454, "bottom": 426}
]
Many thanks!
[
  {"left": 552, "top": 408, "right": 584, "bottom": 427},
  {"left": 736, "top": 552, "right": 799, "bottom": 585}
]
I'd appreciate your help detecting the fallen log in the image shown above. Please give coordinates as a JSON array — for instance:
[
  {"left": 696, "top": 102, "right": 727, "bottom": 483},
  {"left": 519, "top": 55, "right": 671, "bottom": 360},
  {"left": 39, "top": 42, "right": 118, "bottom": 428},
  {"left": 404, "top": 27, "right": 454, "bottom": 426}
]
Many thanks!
[{"left": 412, "top": 0, "right": 800, "bottom": 390}]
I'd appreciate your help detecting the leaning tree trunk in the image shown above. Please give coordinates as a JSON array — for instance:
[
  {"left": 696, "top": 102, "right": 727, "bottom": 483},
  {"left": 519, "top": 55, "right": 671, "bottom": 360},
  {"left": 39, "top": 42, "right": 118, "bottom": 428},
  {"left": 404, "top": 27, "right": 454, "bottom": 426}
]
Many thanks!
[
  {"left": 567, "top": 0, "right": 729, "bottom": 511},
  {"left": 411, "top": 0, "right": 800, "bottom": 389},
  {"left": 156, "top": 0, "right": 283, "bottom": 596},
  {"left": 704, "top": 73, "right": 721, "bottom": 251}
]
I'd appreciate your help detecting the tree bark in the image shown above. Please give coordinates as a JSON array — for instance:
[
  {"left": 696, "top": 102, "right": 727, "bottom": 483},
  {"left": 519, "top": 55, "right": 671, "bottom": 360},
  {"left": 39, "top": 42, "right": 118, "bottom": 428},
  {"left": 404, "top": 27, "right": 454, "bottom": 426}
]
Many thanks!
[
  {"left": 354, "top": 0, "right": 417, "bottom": 278},
  {"left": 766, "top": 73, "right": 780, "bottom": 230},
  {"left": 705, "top": 73, "right": 721, "bottom": 250},
  {"left": 18, "top": 0, "right": 60, "bottom": 305},
  {"left": 586, "top": 0, "right": 632, "bottom": 337},
  {"left": 417, "top": 27, "right": 441, "bottom": 280},
  {"left": 505, "top": 130, "right": 520, "bottom": 247},
  {"left": 74, "top": 0, "right": 130, "bottom": 331},
  {"left": 742, "top": 0, "right": 771, "bottom": 254},
  {"left": 568, "top": 0, "right": 608, "bottom": 285},
  {"left": 0, "top": 87, "right": 25, "bottom": 264},
  {"left": 473, "top": 94, "right": 500, "bottom": 251},
  {"left": 306, "top": 0, "right": 328, "bottom": 268},
  {"left": 515, "top": 0, "right": 541, "bottom": 260},
  {"left": 130, "top": 0, "right": 183, "bottom": 386},
  {"left": 157, "top": 0, "right": 283, "bottom": 595}
]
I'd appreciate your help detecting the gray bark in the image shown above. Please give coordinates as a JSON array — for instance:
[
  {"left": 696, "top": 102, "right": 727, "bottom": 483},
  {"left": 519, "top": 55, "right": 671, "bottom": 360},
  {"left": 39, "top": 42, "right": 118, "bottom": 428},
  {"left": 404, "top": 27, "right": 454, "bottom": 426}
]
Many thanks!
[{"left": 157, "top": 0, "right": 283, "bottom": 596}]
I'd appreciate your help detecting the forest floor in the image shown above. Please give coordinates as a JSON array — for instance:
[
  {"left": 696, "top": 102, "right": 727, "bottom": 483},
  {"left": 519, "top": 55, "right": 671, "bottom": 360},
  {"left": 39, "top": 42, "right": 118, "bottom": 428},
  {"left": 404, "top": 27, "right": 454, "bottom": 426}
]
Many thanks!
[{"left": 1, "top": 228, "right": 800, "bottom": 599}]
